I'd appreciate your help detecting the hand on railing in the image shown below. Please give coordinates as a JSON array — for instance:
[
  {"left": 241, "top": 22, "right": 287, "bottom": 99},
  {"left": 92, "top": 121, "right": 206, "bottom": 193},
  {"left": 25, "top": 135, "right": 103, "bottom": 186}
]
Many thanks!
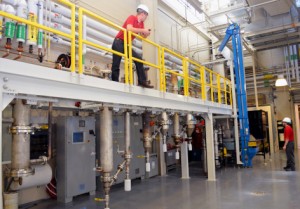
[{"left": 141, "top": 28, "right": 151, "bottom": 38}]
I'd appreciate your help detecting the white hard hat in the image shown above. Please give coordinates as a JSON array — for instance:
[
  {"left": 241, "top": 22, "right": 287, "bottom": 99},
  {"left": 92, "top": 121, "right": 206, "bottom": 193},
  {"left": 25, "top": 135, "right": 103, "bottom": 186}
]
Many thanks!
[
  {"left": 137, "top": 4, "right": 149, "bottom": 14},
  {"left": 282, "top": 117, "right": 292, "bottom": 124}
]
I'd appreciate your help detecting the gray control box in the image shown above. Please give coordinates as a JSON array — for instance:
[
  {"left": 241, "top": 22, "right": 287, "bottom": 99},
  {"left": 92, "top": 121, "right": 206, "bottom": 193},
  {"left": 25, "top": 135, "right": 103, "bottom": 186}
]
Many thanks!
[{"left": 56, "top": 116, "right": 96, "bottom": 203}]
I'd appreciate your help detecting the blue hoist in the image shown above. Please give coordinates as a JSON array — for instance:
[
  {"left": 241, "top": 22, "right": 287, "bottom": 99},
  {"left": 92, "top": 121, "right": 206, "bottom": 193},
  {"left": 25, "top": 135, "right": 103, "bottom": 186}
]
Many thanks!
[{"left": 217, "top": 23, "right": 256, "bottom": 167}]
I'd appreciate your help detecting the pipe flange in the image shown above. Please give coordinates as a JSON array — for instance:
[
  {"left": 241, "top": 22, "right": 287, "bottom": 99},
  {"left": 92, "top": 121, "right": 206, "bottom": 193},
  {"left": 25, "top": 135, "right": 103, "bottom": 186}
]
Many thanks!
[
  {"left": 8, "top": 167, "right": 35, "bottom": 178},
  {"left": 10, "top": 126, "right": 33, "bottom": 134},
  {"left": 102, "top": 176, "right": 111, "bottom": 183},
  {"left": 143, "top": 136, "right": 153, "bottom": 143},
  {"left": 124, "top": 154, "right": 132, "bottom": 159}
]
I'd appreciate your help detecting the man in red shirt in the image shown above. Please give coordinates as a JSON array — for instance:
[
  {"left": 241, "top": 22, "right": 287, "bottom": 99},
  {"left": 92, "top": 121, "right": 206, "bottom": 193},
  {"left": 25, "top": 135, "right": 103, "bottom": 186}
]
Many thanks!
[
  {"left": 282, "top": 117, "right": 295, "bottom": 171},
  {"left": 111, "top": 4, "right": 153, "bottom": 88}
]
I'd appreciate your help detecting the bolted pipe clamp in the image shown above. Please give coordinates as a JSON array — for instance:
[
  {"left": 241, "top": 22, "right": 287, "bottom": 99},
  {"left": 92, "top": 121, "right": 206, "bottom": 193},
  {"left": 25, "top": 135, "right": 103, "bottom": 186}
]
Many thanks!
[{"left": 10, "top": 126, "right": 33, "bottom": 135}]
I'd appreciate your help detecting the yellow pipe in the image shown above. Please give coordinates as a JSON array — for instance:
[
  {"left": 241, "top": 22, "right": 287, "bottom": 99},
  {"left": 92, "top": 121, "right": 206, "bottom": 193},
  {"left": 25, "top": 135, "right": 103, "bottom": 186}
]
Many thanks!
[
  {"left": 58, "top": 0, "right": 74, "bottom": 7},
  {"left": 157, "top": 46, "right": 162, "bottom": 90},
  {"left": 183, "top": 59, "right": 189, "bottom": 96},
  {"left": 78, "top": 8, "right": 83, "bottom": 74},
  {"left": 210, "top": 72, "right": 213, "bottom": 102},
  {"left": 70, "top": 4, "right": 76, "bottom": 73},
  {"left": 82, "top": 40, "right": 125, "bottom": 57},
  {"left": 201, "top": 66, "right": 206, "bottom": 101},
  {"left": 131, "top": 57, "right": 160, "bottom": 69},
  {"left": 80, "top": 7, "right": 125, "bottom": 32},
  {"left": 128, "top": 32, "right": 133, "bottom": 85},
  {"left": 123, "top": 26, "right": 128, "bottom": 85},
  {"left": 217, "top": 75, "right": 221, "bottom": 104},
  {"left": 161, "top": 48, "right": 166, "bottom": 92},
  {"left": 0, "top": 12, "right": 72, "bottom": 39}
]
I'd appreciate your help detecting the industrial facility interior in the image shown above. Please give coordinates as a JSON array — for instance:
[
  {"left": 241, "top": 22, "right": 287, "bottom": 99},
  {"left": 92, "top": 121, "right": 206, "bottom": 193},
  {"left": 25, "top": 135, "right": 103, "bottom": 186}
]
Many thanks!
[{"left": 1, "top": 0, "right": 300, "bottom": 209}]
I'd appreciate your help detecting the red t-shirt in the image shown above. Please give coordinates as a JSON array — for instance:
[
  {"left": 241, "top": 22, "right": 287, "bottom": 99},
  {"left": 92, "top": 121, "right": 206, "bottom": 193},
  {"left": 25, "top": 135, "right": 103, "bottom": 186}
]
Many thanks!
[
  {"left": 115, "top": 15, "right": 144, "bottom": 40},
  {"left": 284, "top": 125, "right": 294, "bottom": 141}
]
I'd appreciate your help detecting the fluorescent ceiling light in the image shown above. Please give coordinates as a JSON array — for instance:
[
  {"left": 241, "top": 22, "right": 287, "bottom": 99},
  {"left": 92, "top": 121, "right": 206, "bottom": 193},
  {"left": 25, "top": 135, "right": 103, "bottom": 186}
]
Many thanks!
[{"left": 275, "top": 74, "right": 288, "bottom": 87}]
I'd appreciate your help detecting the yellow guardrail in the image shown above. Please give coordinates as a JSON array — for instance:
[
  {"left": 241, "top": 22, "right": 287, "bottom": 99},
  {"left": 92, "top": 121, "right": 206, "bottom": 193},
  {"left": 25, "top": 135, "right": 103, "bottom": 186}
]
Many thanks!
[
  {"left": 0, "top": 0, "right": 76, "bottom": 72},
  {"left": 78, "top": 7, "right": 128, "bottom": 79},
  {"left": 0, "top": 1, "right": 232, "bottom": 106},
  {"left": 128, "top": 31, "right": 161, "bottom": 85}
]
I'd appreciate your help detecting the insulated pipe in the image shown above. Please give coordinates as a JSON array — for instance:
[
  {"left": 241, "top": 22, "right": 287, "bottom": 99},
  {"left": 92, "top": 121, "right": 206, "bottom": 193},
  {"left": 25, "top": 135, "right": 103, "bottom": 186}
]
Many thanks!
[
  {"left": 45, "top": 1, "right": 71, "bottom": 18},
  {"left": 142, "top": 111, "right": 152, "bottom": 172},
  {"left": 100, "top": 106, "right": 113, "bottom": 209},
  {"left": 10, "top": 100, "right": 34, "bottom": 177},
  {"left": 173, "top": 112, "right": 181, "bottom": 159},
  {"left": 100, "top": 107, "right": 113, "bottom": 172},
  {"left": 293, "top": 44, "right": 299, "bottom": 82},
  {"left": 37, "top": 0, "right": 44, "bottom": 50},
  {"left": 124, "top": 111, "right": 132, "bottom": 191},
  {"left": 27, "top": 0, "right": 39, "bottom": 53},
  {"left": 161, "top": 111, "right": 169, "bottom": 153},
  {"left": 14, "top": 0, "right": 27, "bottom": 60},
  {"left": 86, "top": 16, "right": 142, "bottom": 49},
  {"left": 289, "top": 45, "right": 295, "bottom": 79}
]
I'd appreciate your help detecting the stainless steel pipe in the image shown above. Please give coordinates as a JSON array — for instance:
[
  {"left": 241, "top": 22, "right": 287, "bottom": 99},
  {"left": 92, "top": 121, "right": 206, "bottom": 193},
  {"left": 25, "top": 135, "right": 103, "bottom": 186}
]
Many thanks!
[
  {"left": 10, "top": 99, "right": 33, "bottom": 177},
  {"left": 100, "top": 106, "right": 113, "bottom": 173}
]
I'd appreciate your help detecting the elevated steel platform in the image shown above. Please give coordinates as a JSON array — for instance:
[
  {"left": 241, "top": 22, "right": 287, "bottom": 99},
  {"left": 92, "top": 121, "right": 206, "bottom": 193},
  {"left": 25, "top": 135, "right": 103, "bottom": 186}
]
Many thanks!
[{"left": 0, "top": 58, "right": 232, "bottom": 115}]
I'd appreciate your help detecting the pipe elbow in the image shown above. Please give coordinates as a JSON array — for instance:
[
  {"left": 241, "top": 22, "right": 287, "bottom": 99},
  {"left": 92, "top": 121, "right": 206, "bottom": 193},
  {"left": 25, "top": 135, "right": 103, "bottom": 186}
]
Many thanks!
[
  {"left": 16, "top": 0, "right": 27, "bottom": 7},
  {"left": 3, "top": 4, "right": 16, "bottom": 14}
]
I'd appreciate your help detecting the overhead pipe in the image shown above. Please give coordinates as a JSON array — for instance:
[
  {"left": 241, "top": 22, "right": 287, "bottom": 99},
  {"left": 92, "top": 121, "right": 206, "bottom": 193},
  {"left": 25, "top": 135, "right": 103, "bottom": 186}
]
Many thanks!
[
  {"left": 45, "top": 0, "right": 71, "bottom": 18},
  {"left": 142, "top": 111, "right": 153, "bottom": 172},
  {"left": 293, "top": 44, "right": 299, "bottom": 82},
  {"left": 99, "top": 106, "right": 113, "bottom": 209},
  {"left": 289, "top": 45, "right": 295, "bottom": 79}
]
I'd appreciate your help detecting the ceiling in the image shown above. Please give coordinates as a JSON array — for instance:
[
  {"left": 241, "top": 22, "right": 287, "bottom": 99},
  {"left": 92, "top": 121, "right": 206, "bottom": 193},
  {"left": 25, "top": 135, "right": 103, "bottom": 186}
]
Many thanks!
[{"left": 200, "top": 0, "right": 300, "bottom": 52}]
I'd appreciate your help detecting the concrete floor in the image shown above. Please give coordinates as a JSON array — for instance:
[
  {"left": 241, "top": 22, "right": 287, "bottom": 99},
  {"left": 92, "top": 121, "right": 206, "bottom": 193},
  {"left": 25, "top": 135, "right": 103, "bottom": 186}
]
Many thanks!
[{"left": 24, "top": 151, "right": 300, "bottom": 209}]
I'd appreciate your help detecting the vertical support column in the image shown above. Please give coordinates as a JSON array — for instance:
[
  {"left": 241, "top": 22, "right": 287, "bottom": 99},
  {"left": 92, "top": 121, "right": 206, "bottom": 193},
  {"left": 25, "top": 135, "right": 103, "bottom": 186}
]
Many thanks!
[
  {"left": 204, "top": 113, "right": 216, "bottom": 181},
  {"left": 252, "top": 52, "right": 258, "bottom": 109},
  {"left": 230, "top": 60, "right": 242, "bottom": 165},
  {"left": 157, "top": 132, "right": 166, "bottom": 176},
  {"left": 0, "top": 89, "right": 3, "bottom": 207},
  {"left": 180, "top": 141, "right": 189, "bottom": 179}
]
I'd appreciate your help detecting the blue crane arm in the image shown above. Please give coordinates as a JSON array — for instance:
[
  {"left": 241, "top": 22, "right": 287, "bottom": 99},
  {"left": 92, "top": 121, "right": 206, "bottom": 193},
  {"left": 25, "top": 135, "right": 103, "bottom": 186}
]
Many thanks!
[{"left": 217, "top": 23, "right": 252, "bottom": 167}]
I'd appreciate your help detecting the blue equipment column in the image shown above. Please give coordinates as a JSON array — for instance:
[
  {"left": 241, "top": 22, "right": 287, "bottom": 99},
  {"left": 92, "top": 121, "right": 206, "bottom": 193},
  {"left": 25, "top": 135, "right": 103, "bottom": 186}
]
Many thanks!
[{"left": 218, "top": 23, "right": 251, "bottom": 167}]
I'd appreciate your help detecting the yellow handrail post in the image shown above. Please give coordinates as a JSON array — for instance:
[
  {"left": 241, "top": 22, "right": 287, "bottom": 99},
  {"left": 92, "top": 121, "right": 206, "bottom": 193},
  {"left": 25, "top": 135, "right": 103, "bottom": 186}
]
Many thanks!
[
  {"left": 78, "top": 8, "right": 83, "bottom": 74},
  {"left": 161, "top": 48, "right": 165, "bottom": 92},
  {"left": 128, "top": 32, "right": 133, "bottom": 85},
  {"left": 157, "top": 45, "right": 162, "bottom": 91},
  {"left": 224, "top": 81, "right": 227, "bottom": 105},
  {"left": 201, "top": 66, "right": 206, "bottom": 101},
  {"left": 123, "top": 30, "right": 128, "bottom": 84},
  {"left": 70, "top": 3, "right": 76, "bottom": 73},
  {"left": 217, "top": 75, "right": 221, "bottom": 104},
  {"left": 210, "top": 71, "right": 213, "bottom": 102},
  {"left": 184, "top": 58, "right": 189, "bottom": 97}
]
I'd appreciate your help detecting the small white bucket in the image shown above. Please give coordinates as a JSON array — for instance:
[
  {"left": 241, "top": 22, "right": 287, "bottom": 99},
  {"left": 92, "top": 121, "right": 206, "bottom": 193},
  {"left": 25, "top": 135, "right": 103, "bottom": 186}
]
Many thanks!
[{"left": 4, "top": 192, "right": 18, "bottom": 209}]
